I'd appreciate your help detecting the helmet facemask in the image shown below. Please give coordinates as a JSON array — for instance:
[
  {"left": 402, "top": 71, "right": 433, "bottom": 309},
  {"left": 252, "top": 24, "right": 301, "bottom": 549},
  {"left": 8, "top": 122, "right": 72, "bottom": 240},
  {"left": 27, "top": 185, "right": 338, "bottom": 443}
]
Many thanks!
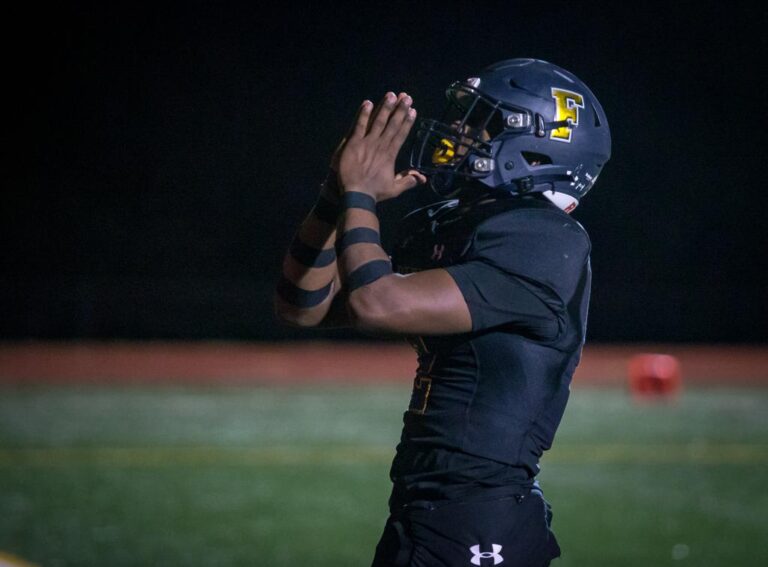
[
  {"left": 411, "top": 81, "right": 535, "bottom": 198},
  {"left": 410, "top": 79, "right": 587, "bottom": 210}
]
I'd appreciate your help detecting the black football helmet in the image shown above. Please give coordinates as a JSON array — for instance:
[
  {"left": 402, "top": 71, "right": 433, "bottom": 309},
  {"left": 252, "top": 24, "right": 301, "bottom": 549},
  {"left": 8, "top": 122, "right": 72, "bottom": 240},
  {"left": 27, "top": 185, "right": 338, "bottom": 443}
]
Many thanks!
[{"left": 410, "top": 58, "right": 611, "bottom": 212}]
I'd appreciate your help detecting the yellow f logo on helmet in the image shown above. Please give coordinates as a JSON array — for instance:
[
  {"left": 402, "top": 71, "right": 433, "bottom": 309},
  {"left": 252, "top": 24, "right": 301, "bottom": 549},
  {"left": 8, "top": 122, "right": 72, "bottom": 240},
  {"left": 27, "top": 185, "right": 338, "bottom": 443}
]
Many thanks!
[{"left": 550, "top": 88, "right": 585, "bottom": 143}]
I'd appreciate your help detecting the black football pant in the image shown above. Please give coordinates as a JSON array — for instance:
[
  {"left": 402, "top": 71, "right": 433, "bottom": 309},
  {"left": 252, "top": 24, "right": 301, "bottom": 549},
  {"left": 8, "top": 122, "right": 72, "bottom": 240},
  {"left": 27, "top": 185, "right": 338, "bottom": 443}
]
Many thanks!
[{"left": 371, "top": 488, "right": 561, "bottom": 566}]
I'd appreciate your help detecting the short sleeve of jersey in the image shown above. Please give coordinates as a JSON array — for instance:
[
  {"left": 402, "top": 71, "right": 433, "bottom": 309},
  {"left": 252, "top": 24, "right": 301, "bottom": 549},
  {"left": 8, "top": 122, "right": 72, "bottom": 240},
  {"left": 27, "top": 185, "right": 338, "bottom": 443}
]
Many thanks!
[{"left": 444, "top": 208, "right": 591, "bottom": 339}]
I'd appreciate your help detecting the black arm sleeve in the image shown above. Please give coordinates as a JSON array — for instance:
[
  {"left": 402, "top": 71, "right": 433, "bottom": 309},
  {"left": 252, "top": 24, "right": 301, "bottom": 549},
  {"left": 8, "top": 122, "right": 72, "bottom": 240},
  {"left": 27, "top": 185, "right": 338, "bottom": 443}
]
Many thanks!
[{"left": 444, "top": 208, "right": 591, "bottom": 340}]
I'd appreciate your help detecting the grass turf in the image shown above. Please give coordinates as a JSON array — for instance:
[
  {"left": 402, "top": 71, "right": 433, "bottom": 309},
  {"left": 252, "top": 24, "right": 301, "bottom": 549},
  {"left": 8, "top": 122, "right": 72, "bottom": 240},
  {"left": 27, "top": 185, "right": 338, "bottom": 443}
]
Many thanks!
[{"left": 0, "top": 385, "right": 766, "bottom": 566}]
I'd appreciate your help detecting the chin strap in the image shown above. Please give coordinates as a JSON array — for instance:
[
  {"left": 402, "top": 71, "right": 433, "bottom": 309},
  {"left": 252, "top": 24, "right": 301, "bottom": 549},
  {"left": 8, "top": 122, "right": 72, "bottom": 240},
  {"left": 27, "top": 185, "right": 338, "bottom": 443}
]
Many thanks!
[
  {"left": 513, "top": 172, "right": 574, "bottom": 194},
  {"left": 509, "top": 172, "right": 579, "bottom": 213}
]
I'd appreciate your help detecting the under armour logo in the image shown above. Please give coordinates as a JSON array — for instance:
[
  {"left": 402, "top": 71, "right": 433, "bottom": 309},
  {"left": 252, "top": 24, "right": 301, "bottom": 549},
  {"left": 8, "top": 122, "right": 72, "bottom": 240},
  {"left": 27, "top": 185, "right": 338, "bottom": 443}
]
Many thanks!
[
  {"left": 431, "top": 244, "right": 445, "bottom": 260},
  {"left": 469, "top": 544, "right": 504, "bottom": 565}
]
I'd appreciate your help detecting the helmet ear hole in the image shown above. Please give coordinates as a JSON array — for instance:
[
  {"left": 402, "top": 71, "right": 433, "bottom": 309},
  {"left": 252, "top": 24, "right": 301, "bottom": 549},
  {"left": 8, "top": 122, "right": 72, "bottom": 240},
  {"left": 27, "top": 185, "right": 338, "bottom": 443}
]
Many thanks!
[{"left": 521, "top": 151, "right": 552, "bottom": 166}]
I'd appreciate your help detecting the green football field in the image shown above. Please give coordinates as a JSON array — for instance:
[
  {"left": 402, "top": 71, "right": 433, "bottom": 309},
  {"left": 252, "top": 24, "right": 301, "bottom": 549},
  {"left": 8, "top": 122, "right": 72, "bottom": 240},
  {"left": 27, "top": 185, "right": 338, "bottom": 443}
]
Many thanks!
[{"left": 0, "top": 384, "right": 766, "bottom": 566}]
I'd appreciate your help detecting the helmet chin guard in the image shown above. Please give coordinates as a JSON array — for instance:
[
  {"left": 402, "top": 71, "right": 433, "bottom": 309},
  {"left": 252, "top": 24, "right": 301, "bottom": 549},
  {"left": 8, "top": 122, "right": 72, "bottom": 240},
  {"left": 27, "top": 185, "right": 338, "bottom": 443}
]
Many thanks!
[{"left": 410, "top": 59, "right": 611, "bottom": 212}]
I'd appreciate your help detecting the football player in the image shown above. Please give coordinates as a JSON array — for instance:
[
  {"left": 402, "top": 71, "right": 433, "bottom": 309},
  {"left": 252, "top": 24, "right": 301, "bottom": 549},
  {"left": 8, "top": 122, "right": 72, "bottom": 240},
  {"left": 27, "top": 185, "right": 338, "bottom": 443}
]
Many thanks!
[{"left": 274, "top": 58, "right": 611, "bottom": 566}]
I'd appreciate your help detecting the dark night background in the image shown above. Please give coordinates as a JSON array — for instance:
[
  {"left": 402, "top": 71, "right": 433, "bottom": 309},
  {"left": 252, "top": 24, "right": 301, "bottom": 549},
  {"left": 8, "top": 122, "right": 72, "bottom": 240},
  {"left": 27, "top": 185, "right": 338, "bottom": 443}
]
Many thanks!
[{"left": 2, "top": 2, "right": 765, "bottom": 342}]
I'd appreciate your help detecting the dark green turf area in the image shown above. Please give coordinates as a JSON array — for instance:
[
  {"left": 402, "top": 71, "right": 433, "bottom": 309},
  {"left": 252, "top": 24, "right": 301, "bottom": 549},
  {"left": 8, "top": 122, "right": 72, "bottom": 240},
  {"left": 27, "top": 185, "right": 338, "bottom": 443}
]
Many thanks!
[{"left": 0, "top": 385, "right": 766, "bottom": 566}]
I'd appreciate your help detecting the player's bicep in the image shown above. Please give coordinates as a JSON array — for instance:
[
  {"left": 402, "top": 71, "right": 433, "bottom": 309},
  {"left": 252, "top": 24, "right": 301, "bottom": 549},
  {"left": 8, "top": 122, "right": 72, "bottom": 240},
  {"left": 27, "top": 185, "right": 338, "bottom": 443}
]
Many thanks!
[{"left": 347, "top": 268, "right": 472, "bottom": 335}]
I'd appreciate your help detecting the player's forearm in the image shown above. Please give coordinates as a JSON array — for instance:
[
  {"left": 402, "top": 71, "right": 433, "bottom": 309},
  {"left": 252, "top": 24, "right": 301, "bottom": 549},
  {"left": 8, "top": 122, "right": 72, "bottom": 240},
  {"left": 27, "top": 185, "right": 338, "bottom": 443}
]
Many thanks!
[
  {"left": 332, "top": 92, "right": 425, "bottom": 332},
  {"left": 273, "top": 173, "right": 343, "bottom": 327},
  {"left": 336, "top": 192, "right": 400, "bottom": 332}
]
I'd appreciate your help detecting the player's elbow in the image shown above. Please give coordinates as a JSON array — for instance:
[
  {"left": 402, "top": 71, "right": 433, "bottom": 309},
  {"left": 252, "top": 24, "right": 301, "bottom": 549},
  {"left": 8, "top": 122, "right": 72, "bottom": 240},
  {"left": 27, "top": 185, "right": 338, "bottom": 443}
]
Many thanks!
[
  {"left": 346, "top": 284, "right": 403, "bottom": 334},
  {"left": 273, "top": 295, "right": 323, "bottom": 328},
  {"left": 347, "top": 289, "right": 386, "bottom": 332}
]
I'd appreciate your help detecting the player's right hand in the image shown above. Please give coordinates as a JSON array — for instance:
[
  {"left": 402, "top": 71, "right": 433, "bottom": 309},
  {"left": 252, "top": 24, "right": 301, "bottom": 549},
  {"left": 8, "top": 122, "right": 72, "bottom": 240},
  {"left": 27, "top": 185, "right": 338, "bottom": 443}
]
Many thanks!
[
  {"left": 330, "top": 92, "right": 410, "bottom": 173},
  {"left": 333, "top": 92, "right": 423, "bottom": 201}
]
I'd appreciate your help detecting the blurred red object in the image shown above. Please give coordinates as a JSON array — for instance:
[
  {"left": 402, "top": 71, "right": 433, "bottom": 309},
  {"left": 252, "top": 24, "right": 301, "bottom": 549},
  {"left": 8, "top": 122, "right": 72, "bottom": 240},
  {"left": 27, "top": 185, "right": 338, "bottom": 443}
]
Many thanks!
[{"left": 628, "top": 353, "right": 682, "bottom": 401}]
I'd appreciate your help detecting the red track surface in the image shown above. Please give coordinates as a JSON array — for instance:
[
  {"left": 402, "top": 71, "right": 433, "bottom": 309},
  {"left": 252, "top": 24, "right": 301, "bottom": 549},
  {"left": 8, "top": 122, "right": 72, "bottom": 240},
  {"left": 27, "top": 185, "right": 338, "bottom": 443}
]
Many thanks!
[{"left": 0, "top": 342, "right": 766, "bottom": 386}]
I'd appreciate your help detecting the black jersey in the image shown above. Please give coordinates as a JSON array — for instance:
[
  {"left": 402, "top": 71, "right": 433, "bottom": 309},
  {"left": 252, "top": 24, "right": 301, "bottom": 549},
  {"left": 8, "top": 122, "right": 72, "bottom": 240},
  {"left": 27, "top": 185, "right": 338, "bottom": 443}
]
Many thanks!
[{"left": 388, "top": 195, "right": 591, "bottom": 508}]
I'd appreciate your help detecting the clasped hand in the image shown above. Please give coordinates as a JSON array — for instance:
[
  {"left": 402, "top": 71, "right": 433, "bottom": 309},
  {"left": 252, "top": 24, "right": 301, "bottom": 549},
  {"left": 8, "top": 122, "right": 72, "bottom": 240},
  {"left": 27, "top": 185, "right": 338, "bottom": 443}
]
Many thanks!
[{"left": 335, "top": 92, "right": 426, "bottom": 202}]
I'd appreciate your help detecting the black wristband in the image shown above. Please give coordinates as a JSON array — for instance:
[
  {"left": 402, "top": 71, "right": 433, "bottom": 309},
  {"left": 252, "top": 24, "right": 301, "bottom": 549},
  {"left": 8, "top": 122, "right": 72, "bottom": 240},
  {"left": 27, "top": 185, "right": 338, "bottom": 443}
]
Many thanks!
[
  {"left": 336, "top": 227, "right": 381, "bottom": 255},
  {"left": 342, "top": 191, "right": 377, "bottom": 214},
  {"left": 347, "top": 259, "right": 393, "bottom": 292},
  {"left": 276, "top": 277, "right": 333, "bottom": 308},
  {"left": 289, "top": 238, "right": 336, "bottom": 268}
]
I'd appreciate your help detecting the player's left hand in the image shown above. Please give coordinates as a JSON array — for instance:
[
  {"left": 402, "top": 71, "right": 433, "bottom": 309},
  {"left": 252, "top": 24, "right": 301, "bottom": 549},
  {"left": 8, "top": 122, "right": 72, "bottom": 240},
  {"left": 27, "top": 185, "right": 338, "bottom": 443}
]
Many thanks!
[{"left": 337, "top": 92, "right": 425, "bottom": 202}]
